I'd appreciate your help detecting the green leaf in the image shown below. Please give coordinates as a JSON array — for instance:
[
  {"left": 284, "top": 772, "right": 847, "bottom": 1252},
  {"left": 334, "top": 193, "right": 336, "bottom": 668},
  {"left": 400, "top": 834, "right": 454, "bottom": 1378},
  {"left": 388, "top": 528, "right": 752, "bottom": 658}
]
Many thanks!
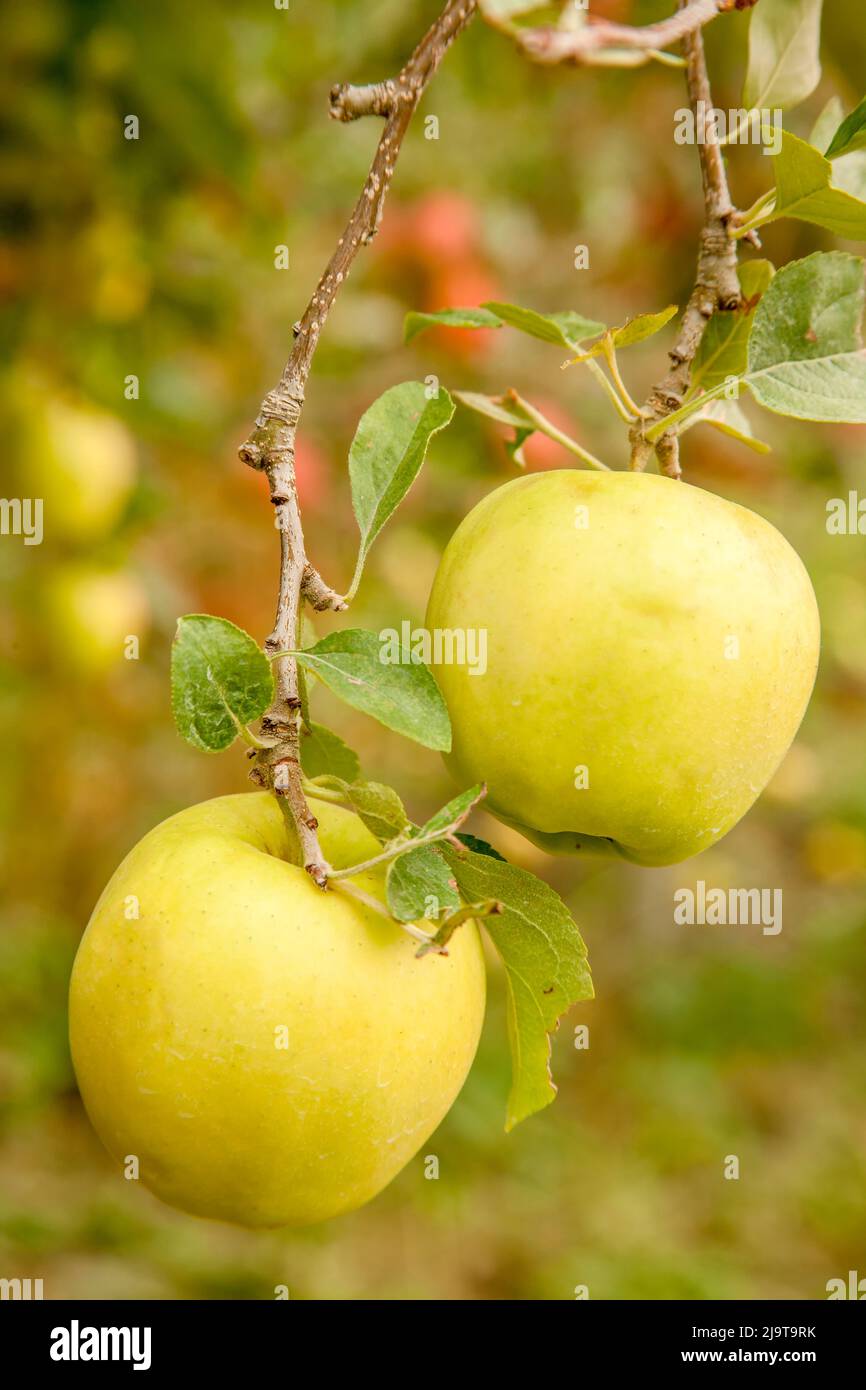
[
  {"left": 404, "top": 306, "right": 503, "bottom": 344},
  {"left": 405, "top": 302, "right": 604, "bottom": 352},
  {"left": 452, "top": 390, "right": 530, "bottom": 429},
  {"left": 825, "top": 95, "right": 866, "bottom": 159},
  {"left": 746, "top": 250, "right": 866, "bottom": 421},
  {"left": 293, "top": 629, "right": 451, "bottom": 751},
  {"left": 345, "top": 780, "right": 409, "bottom": 841},
  {"left": 768, "top": 130, "right": 866, "bottom": 240},
  {"left": 693, "top": 399, "right": 772, "bottom": 454},
  {"left": 386, "top": 845, "right": 460, "bottom": 923},
  {"left": 611, "top": 305, "right": 678, "bottom": 349},
  {"left": 505, "top": 428, "right": 532, "bottom": 469},
  {"left": 300, "top": 612, "right": 319, "bottom": 650},
  {"left": 300, "top": 722, "right": 361, "bottom": 783},
  {"left": 452, "top": 390, "right": 587, "bottom": 470},
  {"left": 483, "top": 301, "right": 604, "bottom": 350},
  {"left": 312, "top": 776, "right": 409, "bottom": 842},
  {"left": 691, "top": 260, "right": 775, "bottom": 392},
  {"left": 348, "top": 382, "right": 454, "bottom": 587},
  {"left": 569, "top": 307, "right": 679, "bottom": 362},
  {"left": 742, "top": 0, "right": 822, "bottom": 113},
  {"left": 171, "top": 615, "right": 273, "bottom": 753},
  {"left": 455, "top": 832, "right": 507, "bottom": 862},
  {"left": 814, "top": 97, "right": 866, "bottom": 201},
  {"left": 443, "top": 845, "right": 593, "bottom": 1131},
  {"left": 810, "top": 96, "right": 844, "bottom": 155},
  {"left": 451, "top": 391, "right": 531, "bottom": 467},
  {"left": 417, "top": 784, "right": 485, "bottom": 838},
  {"left": 830, "top": 152, "right": 866, "bottom": 203}
]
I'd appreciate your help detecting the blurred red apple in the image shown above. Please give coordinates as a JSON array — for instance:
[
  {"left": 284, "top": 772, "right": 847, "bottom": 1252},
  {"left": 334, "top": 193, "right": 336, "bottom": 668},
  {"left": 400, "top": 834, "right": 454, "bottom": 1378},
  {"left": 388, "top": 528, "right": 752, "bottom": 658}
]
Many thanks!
[
  {"left": 518, "top": 398, "right": 581, "bottom": 471},
  {"left": 409, "top": 191, "right": 480, "bottom": 266},
  {"left": 294, "top": 435, "right": 330, "bottom": 510},
  {"left": 425, "top": 262, "right": 502, "bottom": 358},
  {"left": 377, "top": 190, "right": 480, "bottom": 270}
]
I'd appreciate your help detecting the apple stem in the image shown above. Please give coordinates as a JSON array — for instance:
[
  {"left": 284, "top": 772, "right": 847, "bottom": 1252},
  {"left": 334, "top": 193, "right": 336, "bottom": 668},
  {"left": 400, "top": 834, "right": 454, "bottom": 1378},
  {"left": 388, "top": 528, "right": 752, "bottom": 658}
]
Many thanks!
[
  {"left": 600, "top": 338, "right": 643, "bottom": 421},
  {"left": 730, "top": 196, "right": 776, "bottom": 241},
  {"left": 628, "top": 11, "right": 747, "bottom": 477},
  {"left": 237, "top": 0, "right": 478, "bottom": 885},
  {"left": 582, "top": 359, "right": 638, "bottom": 425},
  {"left": 299, "top": 778, "right": 347, "bottom": 806},
  {"left": 328, "top": 785, "right": 487, "bottom": 883},
  {"left": 332, "top": 878, "right": 438, "bottom": 948},
  {"left": 509, "top": 394, "right": 610, "bottom": 472},
  {"left": 328, "top": 825, "right": 468, "bottom": 882}
]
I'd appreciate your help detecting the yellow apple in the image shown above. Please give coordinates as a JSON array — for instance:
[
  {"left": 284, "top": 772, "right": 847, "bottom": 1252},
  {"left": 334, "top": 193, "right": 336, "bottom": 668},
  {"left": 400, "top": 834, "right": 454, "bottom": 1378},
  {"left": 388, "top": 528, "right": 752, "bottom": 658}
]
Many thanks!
[
  {"left": 426, "top": 470, "right": 820, "bottom": 867},
  {"left": 42, "top": 563, "right": 150, "bottom": 675},
  {"left": 69, "top": 793, "right": 486, "bottom": 1228},
  {"left": 17, "top": 394, "right": 137, "bottom": 544}
]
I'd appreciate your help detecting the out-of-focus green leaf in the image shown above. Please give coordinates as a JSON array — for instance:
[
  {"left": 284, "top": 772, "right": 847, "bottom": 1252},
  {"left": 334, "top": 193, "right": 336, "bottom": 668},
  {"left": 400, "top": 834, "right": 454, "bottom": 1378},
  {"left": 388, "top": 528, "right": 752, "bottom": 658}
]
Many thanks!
[
  {"left": 483, "top": 300, "right": 604, "bottom": 350},
  {"left": 768, "top": 131, "right": 866, "bottom": 239},
  {"left": 825, "top": 95, "right": 866, "bottom": 160},
  {"left": 404, "top": 307, "right": 503, "bottom": 343},
  {"left": 742, "top": 0, "right": 822, "bottom": 112}
]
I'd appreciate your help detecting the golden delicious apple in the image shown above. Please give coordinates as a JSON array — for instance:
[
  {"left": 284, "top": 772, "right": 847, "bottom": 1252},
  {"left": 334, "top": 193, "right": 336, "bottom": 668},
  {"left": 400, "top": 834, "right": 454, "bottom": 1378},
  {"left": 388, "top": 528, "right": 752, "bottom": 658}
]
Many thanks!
[
  {"left": 18, "top": 396, "right": 137, "bottom": 544},
  {"left": 42, "top": 564, "right": 150, "bottom": 675},
  {"left": 426, "top": 470, "right": 820, "bottom": 867},
  {"left": 69, "top": 793, "right": 485, "bottom": 1227}
]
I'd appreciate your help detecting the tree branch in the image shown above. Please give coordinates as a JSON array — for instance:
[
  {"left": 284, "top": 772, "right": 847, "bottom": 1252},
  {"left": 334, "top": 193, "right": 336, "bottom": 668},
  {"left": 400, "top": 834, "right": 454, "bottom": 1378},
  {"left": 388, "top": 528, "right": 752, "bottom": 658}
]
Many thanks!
[
  {"left": 330, "top": 79, "right": 398, "bottom": 122},
  {"left": 629, "top": 8, "right": 746, "bottom": 477},
  {"left": 240, "top": 0, "right": 477, "bottom": 883},
  {"left": 511, "top": 0, "right": 755, "bottom": 67}
]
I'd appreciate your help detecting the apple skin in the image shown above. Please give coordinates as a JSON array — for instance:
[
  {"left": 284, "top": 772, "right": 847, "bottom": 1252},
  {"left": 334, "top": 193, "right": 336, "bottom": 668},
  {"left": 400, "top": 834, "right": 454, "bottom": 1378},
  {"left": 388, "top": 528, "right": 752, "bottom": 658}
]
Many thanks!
[
  {"left": 43, "top": 564, "right": 150, "bottom": 676},
  {"left": 425, "top": 470, "right": 820, "bottom": 867},
  {"left": 19, "top": 397, "right": 137, "bottom": 544},
  {"left": 69, "top": 793, "right": 485, "bottom": 1228}
]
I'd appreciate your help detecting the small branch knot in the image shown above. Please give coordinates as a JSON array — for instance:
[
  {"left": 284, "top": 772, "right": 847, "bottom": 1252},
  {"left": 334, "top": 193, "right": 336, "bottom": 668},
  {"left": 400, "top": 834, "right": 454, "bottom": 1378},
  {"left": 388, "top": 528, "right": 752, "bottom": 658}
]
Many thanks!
[
  {"left": 260, "top": 385, "right": 303, "bottom": 426},
  {"left": 699, "top": 222, "right": 730, "bottom": 258},
  {"left": 330, "top": 79, "right": 397, "bottom": 122},
  {"left": 303, "top": 563, "right": 348, "bottom": 612},
  {"left": 239, "top": 385, "right": 304, "bottom": 471},
  {"left": 238, "top": 440, "right": 265, "bottom": 470},
  {"left": 652, "top": 388, "right": 685, "bottom": 414}
]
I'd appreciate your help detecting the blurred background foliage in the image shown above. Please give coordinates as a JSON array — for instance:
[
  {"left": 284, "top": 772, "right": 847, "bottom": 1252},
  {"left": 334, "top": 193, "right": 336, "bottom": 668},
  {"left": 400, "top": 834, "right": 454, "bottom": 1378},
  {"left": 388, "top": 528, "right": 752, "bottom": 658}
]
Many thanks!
[{"left": 1, "top": 0, "right": 866, "bottom": 1300}]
